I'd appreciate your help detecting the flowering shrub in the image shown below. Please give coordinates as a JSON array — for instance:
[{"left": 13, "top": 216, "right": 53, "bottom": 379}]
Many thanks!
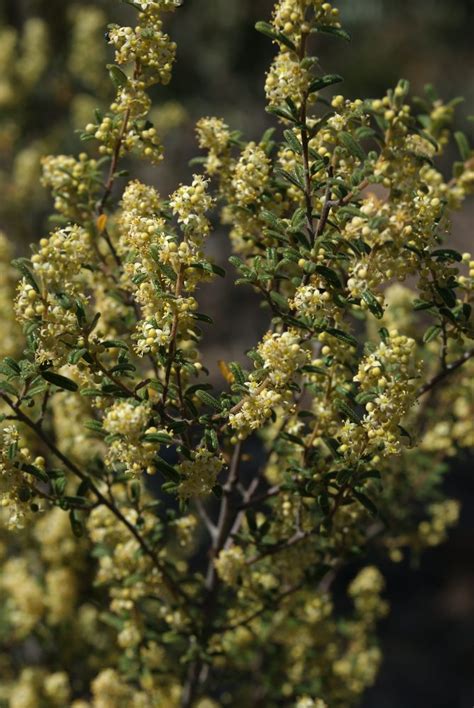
[{"left": 0, "top": 1, "right": 473, "bottom": 706}]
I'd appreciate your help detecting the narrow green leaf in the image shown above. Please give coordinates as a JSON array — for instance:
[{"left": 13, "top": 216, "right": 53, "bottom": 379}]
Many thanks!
[
  {"left": 431, "top": 249, "right": 462, "bottom": 262},
  {"left": 435, "top": 286, "right": 457, "bottom": 308},
  {"left": 255, "top": 21, "right": 296, "bottom": 51},
  {"left": 12, "top": 259, "right": 40, "bottom": 294},
  {"left": 142, "top": 432, "right": 174, "bottom": 445},
  {"left": 353, "top": 489, "right": 378, "bottom": 517},
  {"left": 69, "top": 510, "right": 84, "bottom": 537},
  {"left": 314, "top": 265, "right": 342, "bottom": 289},
  {"left": 68, "top": 348, "right": 88, "bottom": 365},
  {"left": 335, "top": 399, "right": 361, "bottom": 424},
  {"left": 311, "top": 25, "right": 351, "bottom": 42},
  {"left": 361, "top": 290, "right": 384, "bottom": 318},
  {"left": 107, "top": 64, "right": 128, "bottom": 88},
  {"left": 283, "top": 129, "right": 302, "bottom": 154},
  {"left": 3, "top": 357, "right": 21, "bottom": 375},
  {"left": 195, "top": 389, "right": 222, "bottom": 410},
  {"left": 308, "top": 73, "right": 343, "bottom": 94},
  {"left": 41, "top": 370, "right": 78, "bottom": 392},
  {"left": 339, "top": 131, "right": 366, "bottom": 161},
  {"left": 454, "top": 131, "right": 471, "bottom": 161},
  {"left": 156, "top": 457, "right": 180, "bottom": 483},
  {"left": 423, "top": 325, "right": 442, "bottom": 343},
  {"left": 325, "top": 328, "right": 358, "bottom": 348}
]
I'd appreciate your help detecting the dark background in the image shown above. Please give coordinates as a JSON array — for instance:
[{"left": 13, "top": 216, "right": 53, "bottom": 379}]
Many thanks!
[{"left": 0, "top": 1, "right": 473, "bottom": 705}]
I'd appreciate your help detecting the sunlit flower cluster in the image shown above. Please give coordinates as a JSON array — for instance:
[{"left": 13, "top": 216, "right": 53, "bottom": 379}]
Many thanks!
[
  {"left": 230, "top": 331, "right": 309, "bottom": 437},
  {"left": 178, "top": 447, "right": 224, "bottom": 497}
]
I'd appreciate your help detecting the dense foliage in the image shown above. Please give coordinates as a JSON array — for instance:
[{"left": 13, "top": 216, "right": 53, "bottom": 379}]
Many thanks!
[{"left": 0, "top": 1, "right": 473, "bottom": 706}]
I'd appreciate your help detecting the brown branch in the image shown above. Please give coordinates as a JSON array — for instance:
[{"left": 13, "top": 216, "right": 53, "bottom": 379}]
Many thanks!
[
  {"left": 0, "top": 393, "right": 189, "bottom": 605},
  {"left": 97, "top": 61, "right": 141, "bottom": 216},
  {"left": 181, "top": 442, "right": 243, "bottom": 707},
  {"left": 161, "top": 264, "right": 186, "bottom": 409},
  {"left": 417, "top": 349, "right": 474, "bottom": 397}
]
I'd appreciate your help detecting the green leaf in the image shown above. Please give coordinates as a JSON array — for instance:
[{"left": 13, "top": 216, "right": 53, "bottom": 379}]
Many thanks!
[
  {"left": 314, "top": 265, "right": 342, "bottom": 289},
  {"left": 301, "top": 364, "right": 327, "bottom": 376},
  {"left": 283, "top": 129, "right": 302, "bottom": 154},
  {"left": 68, "top": 348, "right": 88, "bottom": 365},
  {"left": 431, "top": 249, "right": 462, "bottom": 262},
  {"left": 205, "top": 427, "right": 219, "bottom": 452},
  {"left": 311, "top": 25, "right": 351, "bottom": 42},
  {"left": 337, "top": 468, "right": 354, "bottom": 485},
  {"left": 275, "top": 169, "right": 305, "bottom": 191},
  {"left": 195, "top": 390, "right": 222, "bottom": 411},
  {"left": 339, "top": 132, "right": 366, "bottom": 161},
  {"left": 210, "top": 263, "right": 226, "bottom": 277},
  {"left": 254, "top": 21, "right": 296, "bottom": 51},
  {"left": 156, "top": 457, "right": 180, "bottom": 483},
  {"left": 0, "top": 381, "right": 17, "bottom": 395},
  {"left": 361, "top": 290, "right": 384, "bottom": 318},
  {"left": 413, "top": 299, "right": 434, "bottom": 311},
  {"left": 3, "top": 357, "right": 21, "bottom": 375},
  {"left": 422, "top": 325, "right": 441, "bottom": 343},
  {"left": 130, "top": 480, "right": 141, "bottom": 502},
  {"left": 12, "top": 258, "right": 40, "bottom": 294},
  {"left": 228, "top": 362, "right": 246, "bottom": 385},
  {"left": 101, "top": 339, "right": 129, "bottom": 350},
  {"left": 266, "top": 105, "right": 300, "bottom": 124},
  {"left": 353, "top": 490, "right": 378, "bottom": 517},
  {"left": 308, "top": 73, "right": 343, "bottom": 94},
  {"left": 454, "top": 131, "right": 471, "bottom": 161},
  {"left": 69, "top": 510, "right": 84, "bottom": 538},
  {"left": 41, "top": 370, "right": 78, "bottom": 391},
  {"left": 142, "top": 432, "right": 174, "bottom": 445},
  {"left": 325, "top": 327, "right": 358, "bottom": 348},
  {"left": 398, "top": 424, "right": 413, "bottom": 445},
  {"left": 335, "top": 399, "right": 361, "bottom": 424},
  {"left": 269, "top": 291, "right": 289, "bottom": 311},
  {"left": 21, "top": 463, "right": 48, "bottom": 484},
  {"left": 84, "top": 419, "right": 103, "bottom": 432},
  {"left": 191, "top": 312, "right": 214, "bottom": 324},
  {"left": 435, "top": 286, "right": 457, "bottom": 308},
  {"left": 106, "top": 64, "right": 128, "bottom": 88},
  {"left": 323, "top": 437, "right": 342, "bottom": 459}
]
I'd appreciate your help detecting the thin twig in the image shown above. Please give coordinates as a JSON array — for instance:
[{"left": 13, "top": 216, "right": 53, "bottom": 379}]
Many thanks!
[
  {"left": 417, "top": 349, "right": 474, "bottom": 397},
  {"left": 0, "top": 392, "right": 189, "bottom": 605}
]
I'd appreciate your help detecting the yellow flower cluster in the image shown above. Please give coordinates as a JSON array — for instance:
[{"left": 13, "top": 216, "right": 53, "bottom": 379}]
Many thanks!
[
  {"left": 170, "top": 174, "right": 214, "bottom": 235},
  {"left": 77, "top": 0, "right": 181, "bottom": 165},
  {"left": 230, "top": 331, "right": 309, "bottom": 437},
  {"left": 0, "top": 233, "right": 21, "bottom": 357},
  {"left": 0, "top": 19, "right": 48, "bottom": 108},
  {"left": 103, "top": 401, "right": 165, "bottom": 476},
  {"left": 295, "top": 698, "right": 327, "bottom": 708},
  {"left": 7, "top": 668, "right": 71, "bottom": 708},
  {"left": 41, "top": 153, "right": 101, "bottom": 222},
  {"left": 339, "top": 331, "right": 418, "bottom": 460},
  {"left": 233, "top": 142, "right": 271, "bottom": 206},
  {"left": 178, "top": 447, "right": 224, "bottom": 498},
  {"left": 15, "top": 225, "right": 93, "bottom": 364},
  {"left": 214, "top": 545, "right": 246, "bottom": 585},
  {"left": 118, "top": 175, "right": 215, "bottom": 358},
  {"left": 417, "top": 500, "right": 460, "bottom": 548},
  {"left": 265, "top": 1, "right": 340, "bottom": 108},
  {"left": 196, "top": 116, "right": 232, "bottom": 176},
  {"left": 68, "top": 7, "right": 107, "bottom": 91},
  {"left": 0, "top": 426, "right": 42, "bottom": 529}
]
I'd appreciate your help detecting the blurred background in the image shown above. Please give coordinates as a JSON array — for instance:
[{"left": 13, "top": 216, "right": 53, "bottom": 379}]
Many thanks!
[{"left": 0, "top": 0, "right": 473, "bottom": 705}]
